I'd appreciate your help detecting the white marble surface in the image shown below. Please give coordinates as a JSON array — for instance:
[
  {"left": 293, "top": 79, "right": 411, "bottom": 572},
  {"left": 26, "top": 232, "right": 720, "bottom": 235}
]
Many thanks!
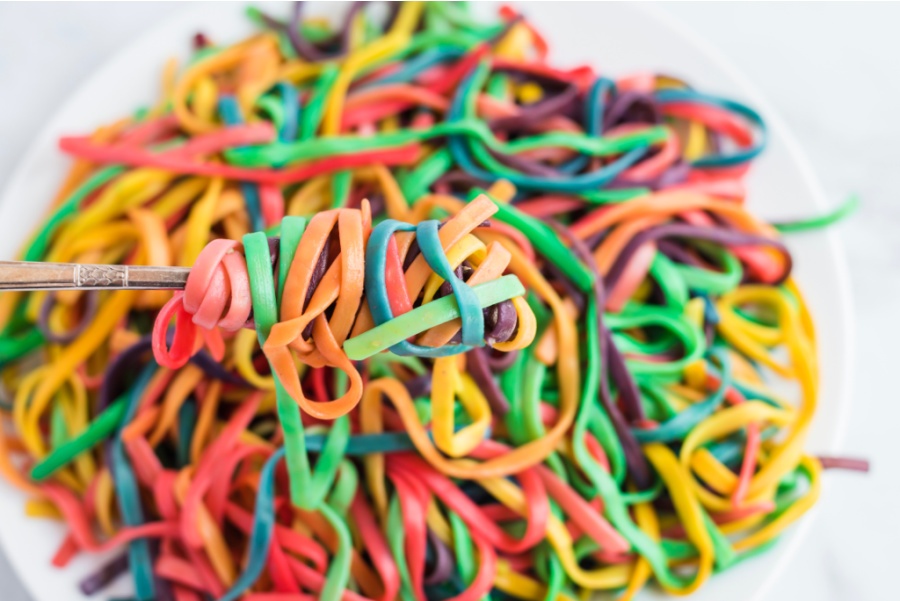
[{"left": 0, "top": 3, "right": 896, "bottom": 600}]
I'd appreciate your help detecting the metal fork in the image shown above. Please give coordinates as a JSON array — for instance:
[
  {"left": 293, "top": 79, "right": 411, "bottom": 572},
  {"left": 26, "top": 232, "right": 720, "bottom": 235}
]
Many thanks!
[{"left": 0, "top": 261, "right": 190, "bottom": 292}]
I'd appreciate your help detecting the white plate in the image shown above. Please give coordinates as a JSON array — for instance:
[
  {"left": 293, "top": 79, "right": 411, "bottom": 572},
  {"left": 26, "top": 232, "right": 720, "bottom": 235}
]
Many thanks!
[{"left": 0, "top": 3, "right": 853, "bottom": 600}]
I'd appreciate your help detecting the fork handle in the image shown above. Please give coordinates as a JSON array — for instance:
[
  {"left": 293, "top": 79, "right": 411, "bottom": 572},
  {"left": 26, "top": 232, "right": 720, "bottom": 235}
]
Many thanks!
[{"left": 0, "top": 261, "right": 190, "bottom": 292}]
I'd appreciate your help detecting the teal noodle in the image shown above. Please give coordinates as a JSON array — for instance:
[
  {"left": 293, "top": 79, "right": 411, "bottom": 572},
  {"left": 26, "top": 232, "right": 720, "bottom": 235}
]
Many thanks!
[
  {"left": 447, "top": 62, "right": 650, "bottom": 192},
  {"left": 218, "top": 447, "right": 284, "bottom": 601},
  {"left": 109, "top": 363, "right": 158, "bottom": 601},
  {"left": 219, "top": 95, "right": 265, "bottom": 231},
  {"left": 364, "top": 218, "right": 484, "bottom": 357},
  {"left": 632, "top": 348, "right": 732, "bottom": 444},
  {"left": 654, "top": 87, "right": 767, "bottom": 168}
]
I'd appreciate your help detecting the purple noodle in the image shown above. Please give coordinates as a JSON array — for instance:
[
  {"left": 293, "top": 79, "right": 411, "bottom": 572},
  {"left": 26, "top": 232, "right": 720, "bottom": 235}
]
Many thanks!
[
  {"left": 97, "top": 335, "right": 245, "bottom": 413},
  {"left": 817, "top": 457, "right": 870, "bottom": 472},
  {"left": 150, "top": 540, "right": 176, "bottom": 601},
  {"left": 604, "top": 222, "right": 793, "bottom": 292},
  {"left": 381, "top": 2, "right": 401, "bottom": 32},
  {"left": 38, "top": 291, "right": 99, "bottom": 344},
  {"left": 78, "top": 552, "right": 129, "bottom": 596},
  {"left": 603, "top": 91, "right": 661, "bottom": 130},
  {"left": 704, "top": 320, "right": 716, "bottom": 349},
  {"left": 423, "top": 529, "right": 455, "bottom": 585},
  {"left": 484, "top": 299, "right": 518, "bottom": 345},
  {"left": 336, "top": 3, "right": 366, "bottom": 52},
  {"left": 287, "top": 2, "right": 365, "bottom": 62},
  {"left": 366, "top": 193, "right": 386, "bottom": 218},
  {"left": 404, "top": 373, "right": 432, "bottom": 399},
  {"left": 482, "top": 348, "right": 518, "bottom": 372},
  {"left": 604, "top": 330, "right": 646, "bottom": 424},
  {"left": 486, "top": 146, "right": 562, "bottom": 178},
  {"left": 540, "top": 258, "right": 586, "bottom": 314},
  {"left": 466, "top": 347, "right": 510, "bottom": 415},
  {"left": 609, "top": 161, "right": 691, "bottom": 191},
  {"left": 252, "top": 10, "right": 289, "bottom": 38},
  {"left": 656, "top": 239, "right": 705, "bottom": 268},
  {"left": 431, "top": 170, "right": 493, "bottom": 192},
  {"left": 488, "top": 77, "right": 580, "bottom": 133},
  {"left": 581, "top": 230, "right": 607, "bottom": 252},
  {"left": 299, "top": 240, "right": 330, "bottom": 339},
  {"left": 549, "top": 221, "right": 653, "bottom": 489},
  {"left": 435, "top": 263, "right": 518, "bottom": 346}
]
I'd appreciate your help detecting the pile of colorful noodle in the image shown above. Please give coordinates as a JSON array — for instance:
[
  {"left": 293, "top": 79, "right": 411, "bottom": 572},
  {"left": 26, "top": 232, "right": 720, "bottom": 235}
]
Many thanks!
[{"left": 0, "top": 3, "right": 867, "bottom": 600}]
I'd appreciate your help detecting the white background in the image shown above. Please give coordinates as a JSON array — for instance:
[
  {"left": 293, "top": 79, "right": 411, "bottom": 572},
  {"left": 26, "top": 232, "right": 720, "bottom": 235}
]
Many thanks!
[{"left": 0, "top": 2, "right": 897, "bottom": 600}]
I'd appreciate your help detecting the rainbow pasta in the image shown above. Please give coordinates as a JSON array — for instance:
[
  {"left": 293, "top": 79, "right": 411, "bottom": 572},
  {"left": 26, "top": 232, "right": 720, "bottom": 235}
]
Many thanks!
[{"left": 0, "top": 3, "right": 865, "bottom": 601}]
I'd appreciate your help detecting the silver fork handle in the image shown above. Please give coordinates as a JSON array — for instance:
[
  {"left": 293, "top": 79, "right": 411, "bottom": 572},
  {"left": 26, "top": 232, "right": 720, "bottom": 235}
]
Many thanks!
[{"left": 0, "top": 261, "right": 190, "bottom": 292}]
